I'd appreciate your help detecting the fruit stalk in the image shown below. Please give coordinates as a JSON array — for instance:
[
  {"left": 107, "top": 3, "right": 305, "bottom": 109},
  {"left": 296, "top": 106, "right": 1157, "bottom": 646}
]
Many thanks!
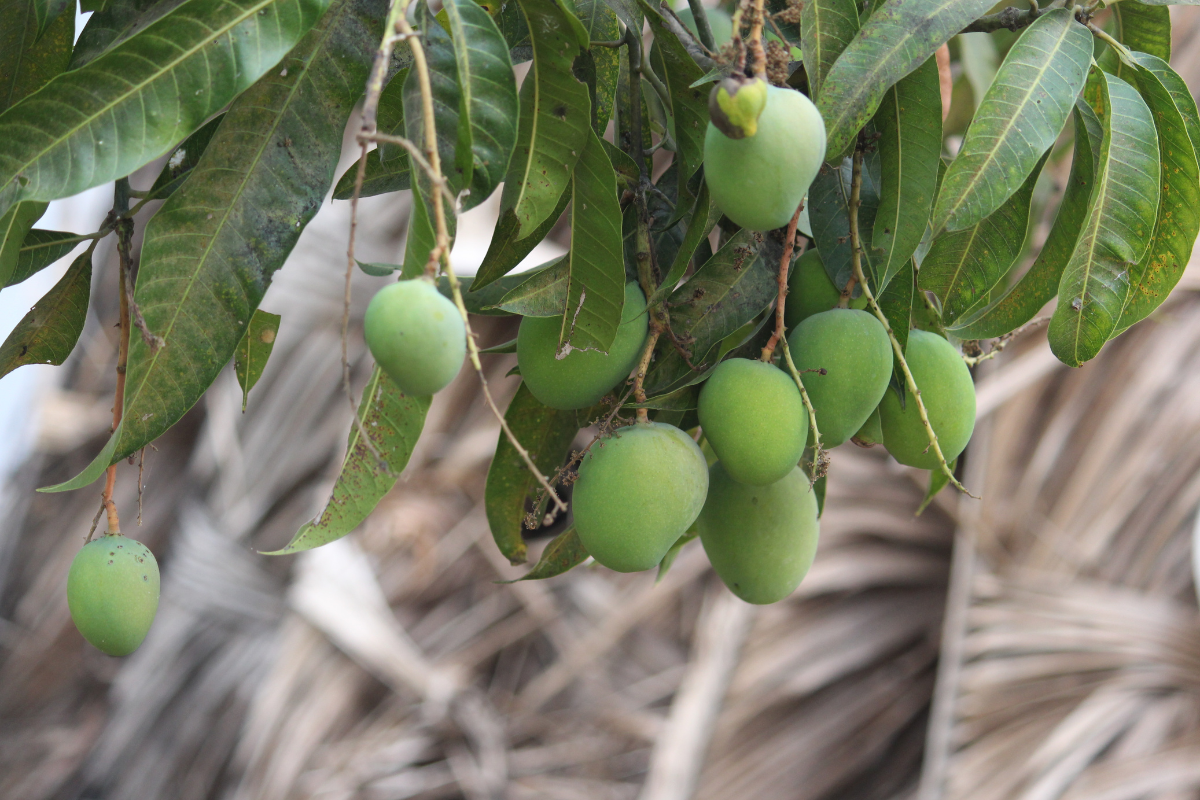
[
  {"left": 102, "top": 185, "right": 138, "bottom": 537},
  {"left": 846, "top": 151, "right": 976, "bottom": 498},
  {"left": 760, "top": 201, "right": 804, "bottom": 362},
  {"left": 777, "top": 339, "right": 824, "bottom": 480},
  {"left": 631, "top": 328, "right": 662, "bottom": 424},
  {"left": 747, "top": 0, "right": 767, "bottom": 78}
]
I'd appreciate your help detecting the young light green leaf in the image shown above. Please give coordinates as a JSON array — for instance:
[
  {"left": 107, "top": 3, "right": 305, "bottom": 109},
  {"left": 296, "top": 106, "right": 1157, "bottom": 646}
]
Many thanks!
[
  {"left": 485, "top": 384, "right": 587, "bottom": 564},
  {"left": 264, "top": 367, "right": 430, "bottom": 554},
  {"left": 801, "top": 0, "right": 860, "bottom": 103},
  {"left": 1113, "top": 54, "right": 1200, "bottom": 334},
  {"left": 233, "top": 310, "right": 281, "bottom": 411},
  {"left": 817, "top": 0, "right": 994, "bottom": 158},
  {"left": 503, "top": 526, "right": 590, "bottom": 582},
  {"left": 933, "top": 9, "right": 1091, "bottom": 233},
  {"left": 6, "top": 228, "right": 82, "bottom": 288},
  {"left": 919, "top": 154, "right": 1044, "bottom": 327},
  {"left": 872, "top": 56, "right": 941, "bottom": 290},
  {"left": 0, "top": 247, "right": 91, "bottom": 379},
  {"left": 0, "top": 0, "right": 333, "bottom": 221},
  {"left": 1048, "top": 69, "right": 1160, "bottom": 367},
  {"left": 42, "top": 0, "right": 382, "bottom": 493},
  {"left": 646, "top": 181, "right": 720, "bottom": 308},
  {"left": 0, "top": 201, "right": 46, "bottom": 288},
  {"left": 441, "top": 0, "right": 518, "bottom": 211},
  {"left": 491, "top": 0, "right": 591, "bottom": 243},
  {"left": 952, "top": 111, "right": 1095, "bottom": 340},
  {"left": 493, "top": 256, "right": 569, "bottom": 316},
  {"left": 558, "top": 130, "right": 625, "bottom": 354}
]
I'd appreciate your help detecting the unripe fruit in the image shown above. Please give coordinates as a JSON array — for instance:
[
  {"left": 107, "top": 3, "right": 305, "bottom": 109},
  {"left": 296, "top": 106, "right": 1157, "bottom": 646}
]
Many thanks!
[
  {"left": 67, "top": 535, "right": 160, "bottom": 656},
  {"left": 709, "top": 76, "right": 768, "bottom": 139},
  {"left": 365, "top": 277, "right": 466, "bottom": 396},
  {"left": 697, "top": 463, "right": 819, "bottom": 604},
  {"left": 879, "top": 329, "right": 976, "bottom": 469},
  {"left": 787, "top": 308, "right": 893, "bottom": 448},
  {"left": 784, "top": 249, "right": 866, "bottom": 329},
  {"left": 704, "top": 86, "right": 826, "bottom": 231},
  {"left": 517, "top": 282, "right": 649, "bottom": 410},
  {"left": 697, "top": 358, "right": 806, "bottom": 486},
  {"left": 573, "top": 422, "right": 709, "bottom": 572}
]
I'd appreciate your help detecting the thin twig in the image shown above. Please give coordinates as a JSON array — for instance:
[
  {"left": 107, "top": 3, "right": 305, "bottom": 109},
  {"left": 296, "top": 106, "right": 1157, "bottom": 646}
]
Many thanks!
[
  {"left": 847, "top": 151, "right": 976, "bottom": 498},
  {"left": 760, "top": 202, "right": 803, "bottom": 362},
  {"left": 961, "top": 316, "right": 1051, "bottom": 367},
  {"left": 631, "top": 329, "right": 663, "bottom": 424},
  {"left": 103, "top": 187, "right": 138, "bottom": 536},
  {"left": 360, "top": 131, "right": 456, "bottom": 206},
  {"left": 747, "top": 0, "right": 767, "bottom": 78},
  {"left": 778, "top": 339, "right": 825, "bottom": 481}
]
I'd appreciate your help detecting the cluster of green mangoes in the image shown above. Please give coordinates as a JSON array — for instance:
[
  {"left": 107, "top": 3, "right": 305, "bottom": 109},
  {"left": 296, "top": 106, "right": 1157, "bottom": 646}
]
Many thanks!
[{"left": 67, "top": 534, "right": 160, "bottom": 656}]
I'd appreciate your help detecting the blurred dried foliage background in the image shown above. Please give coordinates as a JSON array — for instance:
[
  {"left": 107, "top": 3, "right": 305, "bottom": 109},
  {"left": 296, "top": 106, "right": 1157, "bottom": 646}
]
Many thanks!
[{"left": 4, "top": 9, "right": 1200, "bottom": 800}]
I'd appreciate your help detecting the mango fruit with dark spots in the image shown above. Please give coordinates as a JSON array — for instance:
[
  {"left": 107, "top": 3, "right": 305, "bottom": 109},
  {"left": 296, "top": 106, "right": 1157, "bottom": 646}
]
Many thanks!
[{"left": 67, "top": 535, "right": 160, "bottom": 656}]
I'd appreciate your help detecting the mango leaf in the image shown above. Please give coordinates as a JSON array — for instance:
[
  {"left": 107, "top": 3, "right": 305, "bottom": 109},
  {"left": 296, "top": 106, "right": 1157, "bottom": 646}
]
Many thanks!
[
  {"left": 0, "top": 0, "right": 333, "bottom": 221},
  {"left": 43, "top": 0, "right": 382, "bottom": 493},
  {"left": 933, "top": 10, "right": 1091, "bottom": 233},
  {"left": 1048, "top": 68, "right": 1159, "bottom": 367},
  {"left": 493, "top": 255, "right": 569, "bottom": 316},
  {"left": 952, "top": 112, "right": 1095, "bottom": 339},
  {"left": 871, "top": 56, "right": 941, "bottom": 290},
  {"left": 878, "top": 257, "right": 912, "bottom": 388},
  {"left": 333, "top": 149, "right": 412, "bottom": 199},
  {"left": 144, "top": 114, "right": 225, "bottom": 202},
  {"left": 485, "top": 383, "right": 587, "bottom": 564},
  {"left": 1100, "top": 1, "right": 1170, "bottom": 80},
  {"left": 817, "top": 0, "right": 994, "bottom": 158},
  {"left": 372, "top": 66, "right": 409, "bottom": 162},
  {"left": 0, "top": 201, "right": 46, "bottom": 288},
  {"left": 916, "top": 457, "right": 956, "bottom": 515},
  {"left": 801, "top": 0, "right": 860, "bottom": 103},
  {"left": 919, "top": 153, "right": 1044, "bottom": 327},
  {"left": 574, "top": 0, "right": 620, "bottom": 132},
  {"left": 0, "top": 247, "right": 91, "bottom": 379},
  {"left": 2, "top": 0, "right": 73, "bottom": 108},
  {"left": 404, "top": 7, "right": 464, "bottom": 216},
  {"left": 32, "top": 0, "right": 70, "bottom": 40},
  {"left": 646, "top": 180, "right": 719, "bottom": 308},
  {"left": 401, "top": 184, "right": 457, "bottom": 279},
  {"left": 656, "top": 529, "right": 695, "bottom": 583},
  {"left": 69, "top": 0, "right": 191, "bottom": 69},
  {"left": 264, "top": 367, "right": 429, "bottom": 554},
  {"left": 1113, "top": 54, "right": 1200, "bottom": 333},
  {"left": 473, "top": 180, "right": 571, "bottom": 288},
  {"left": 233, "top": 309, "right": 280, "bottom": 410},
  {"left": 442, "top": 0, "right": 518, "bottom": 211},
  {"left": 557, "top": 129, "right": 625, "bottom": 354},
  {"left": 6, "top": 228, "right": 82, "bottom": 288},
  {"left": 809, "top": 148, "right": 882, "bottom": 291},
  {"left": 640, "top": 0, "right": 708, "bottom": 189},
  {"left": 503, "top": 527, "right": 590, "bottom": 581}
]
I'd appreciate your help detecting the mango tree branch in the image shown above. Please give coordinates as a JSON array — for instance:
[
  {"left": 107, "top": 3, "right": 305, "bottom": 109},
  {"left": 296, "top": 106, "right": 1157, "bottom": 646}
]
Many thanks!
[
  {"left": 747, "top": 0, "right": 767, "bottom": 77},
  {"left": 760, "top": 202, "right": 803, "bottom": 362},
  {"left": 686, "top": 0, "right": 717, "bottom": 50},
  {"left": 846, "top": 151, "right": 976, "bottom": 498}
]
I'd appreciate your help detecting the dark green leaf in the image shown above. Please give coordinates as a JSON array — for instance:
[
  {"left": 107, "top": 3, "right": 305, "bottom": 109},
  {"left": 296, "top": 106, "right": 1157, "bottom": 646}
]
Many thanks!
[
  {"left": 933, "top": 10, "right": 1091, "bottom": 233},
  {"left": 405, "top": 7, "right": 464, "bottom": 212},
  {"left": 485, "top": 383, "right": 585, "bottom": 564},
  {"left": 640, "top": 0, "right": 708, "bottom": 189},
  {"left": 557, "top": 129, "right": 626, "bottom": 354},
  {"left": 575, "top": 0, "right": 620, "bottom": 130},
  {"left": 32, "top": 0, "right": 71, "bottom": 41},
  {"left": 656, "top": 529, "right": 695, "bottom": 583},
  {"left": 2, "top": 0, "right": 74, "bottom": 109},
  {"left": 492, "top": 255, "right": 569, "bottom": 316},
  {"left": 0, "top": 201, "right": 46, "bottom": 288},
  {"left": 332, "top": 148, "right": 412, "bottom": 199},
  {"left": 401, "top": 183, "right": 457, "bottom": 279},
  {"left": 801, "top": 0, "right": 859, "bottom": 103},
  {"left": 492, "top": 0, "right": 591, "bottom": 241},
  {"left": 442, "top": 0, "right": 518, "bottom": 211},
  {"left": 43, "top": 0, "right": 382, "bottom": 493},
  {"left": 473, "top": 180, "right": 570, "bottom": 289},
  {"left": 1048, "top": 68, "right": 1160, "bottom": 367},
  {"left": 6, "top": 228, "right": 82, "bottom": 288},
  {"left": 373, "top": 66, "right": 409, "bottom": 162},
  {"left": 504, "top": 527, "right": 589, "bottom": 581},
  {"left": 233, "top": 309, "right": 280, "bottom": 410},
  {"left": 264, "top": 367, "right": 429, "bottom": 554},
  {"left": 871, "top": 56, "right": 941, "bottom": 290},
  {"left": 1114, "top": 54, "right": 1200, "bottom": 333},
  {"left": 919, "top": 153, "right": 1044, "bottom": 327},
  {"left": 1101, "top": 1, "right": 1170, "bottom": 80},
  {"left": 626, "top": 383, "right": 698, "bottom": 411},
  {"left": 0, "top": 247, "right": 91, "bottom": 379},
  {"left": 809, "top": 148, "right": 882, "bottom": 291},
  {"left": 0, "top": 0, "right": 333, "bottom": 221},
  {"left": 878, "top": 257, "right": 912, "bottom": 388},
  {"left": 817, "top": 0, "right": 994, "bottom": 157},
  {"left": 646, "top": 180, "right": 719, "bottom": 308},
  {"left": 144, "top": 114, "right": 225, "bottom": 202},
  {"left": 69, "top": 0, "right": 190, "bottom": 69}
]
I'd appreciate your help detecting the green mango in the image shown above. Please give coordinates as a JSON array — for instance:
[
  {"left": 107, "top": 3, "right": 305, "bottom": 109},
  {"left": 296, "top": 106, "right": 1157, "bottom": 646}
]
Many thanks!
[
  {"left": 787, "top": 308, "right": 892, "bottom": 447},
  {"left": 573, "top": 422, "right": 709, "bottom": 572},
  {"left": 879, "top": 329, "right": 976, "bottom": 469},
  {"left": 783, "top": 249, "right": 866, "bottom": 330},
  {"left": 517, "top": 282, "right": 649, "bottom": 410},
  {"left": 697, "top": 357, "right": 806, "bottom": 485},
  {"left": 365, "top": 277, "right": 466, "bottom": 396},
  {"left": 698, "top": 462, "right": 819, "bottom": 604},
  {"left": 67, "top": 535, "right": 160, "bottom": 656},
  {"left": 704, "top": 86, "right": 826, "bottom": 231}
]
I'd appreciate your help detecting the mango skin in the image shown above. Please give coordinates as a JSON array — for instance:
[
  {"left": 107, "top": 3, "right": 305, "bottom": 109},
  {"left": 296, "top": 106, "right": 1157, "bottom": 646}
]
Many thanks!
[
  {"left": 698, "top": 462, "right": 819, "bottom": 604},
  {"left": 573, "top": 422, "right": 709, "bottom": 573},
  {"left": 517, "top": 282, "right": 648, "bottom": 410},
  {"left": 365, "top": 278, "right": 466, "bottom": 396},
  {"left": 67, "top": 535, "right": 160, "bottom": 656},
  {"left": 784, "top": 249, "right": 866, "bottom": 329},
  {"left": 788, "top": 309, "right": 893, "bottom": 448},
  {"left": 704, "top": 86, "right": 826, "bottom": 231},
  {"left": 879, "top": 329, "right": 976, "bottom": 469},
  {"left": 697, "top": 358, "right": 807, "bottom": 486}
]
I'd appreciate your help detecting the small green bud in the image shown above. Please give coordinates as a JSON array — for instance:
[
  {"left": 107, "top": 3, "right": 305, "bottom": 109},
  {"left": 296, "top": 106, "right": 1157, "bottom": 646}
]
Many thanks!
[{"left": 708, "top": 76, "right": 769, "bottom": 139}]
